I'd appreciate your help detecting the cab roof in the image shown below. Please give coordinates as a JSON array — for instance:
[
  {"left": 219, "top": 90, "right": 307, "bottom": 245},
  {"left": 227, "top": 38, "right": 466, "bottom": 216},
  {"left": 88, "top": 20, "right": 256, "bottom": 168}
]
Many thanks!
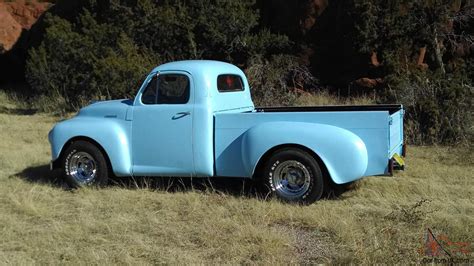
[
  {"left": 143, "top": 60, "right": 254, "bottom": 113},
  {"left": 152, "top": 60, "right": 245, "bottom": 76}
]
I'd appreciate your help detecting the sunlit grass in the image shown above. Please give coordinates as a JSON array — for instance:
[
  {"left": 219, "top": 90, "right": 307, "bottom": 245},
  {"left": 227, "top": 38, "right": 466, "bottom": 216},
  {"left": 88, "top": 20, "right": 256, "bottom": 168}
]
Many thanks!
[{"left": 0, "top": 91, "right": 472, "bottom": 263}]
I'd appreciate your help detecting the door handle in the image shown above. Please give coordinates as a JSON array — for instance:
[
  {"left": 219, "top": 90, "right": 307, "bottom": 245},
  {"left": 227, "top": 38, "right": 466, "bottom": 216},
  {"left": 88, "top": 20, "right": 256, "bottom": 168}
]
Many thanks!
[{"left": 172, "top": 111, "right": 191, "bottom": 120}]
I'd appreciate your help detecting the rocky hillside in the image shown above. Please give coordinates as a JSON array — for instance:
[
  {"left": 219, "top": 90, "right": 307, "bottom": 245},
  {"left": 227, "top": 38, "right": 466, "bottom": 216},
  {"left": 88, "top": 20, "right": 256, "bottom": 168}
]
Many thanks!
[
  {"left": 0, "top": 0, "right": 53, "bottom": 81},
  {"left": 0, "top": 0, "right": 51, "bottom": 53}
]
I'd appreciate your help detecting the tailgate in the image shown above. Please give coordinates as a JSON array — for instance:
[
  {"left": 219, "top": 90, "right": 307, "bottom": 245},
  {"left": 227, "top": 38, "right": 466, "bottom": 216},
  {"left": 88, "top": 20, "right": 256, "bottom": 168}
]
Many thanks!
[{"left": 389, "top": 108, "right": 404, "bottom": 157}]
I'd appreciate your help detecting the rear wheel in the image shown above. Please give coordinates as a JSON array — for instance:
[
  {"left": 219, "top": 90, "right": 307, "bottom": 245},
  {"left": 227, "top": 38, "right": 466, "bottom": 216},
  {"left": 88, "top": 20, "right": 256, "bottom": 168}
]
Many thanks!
[
  {"left": 263, "top": 148, "right": 325, "bottom": 204},
  {"left": 62, "top": 140, "right": 109, "bottom": 188}
]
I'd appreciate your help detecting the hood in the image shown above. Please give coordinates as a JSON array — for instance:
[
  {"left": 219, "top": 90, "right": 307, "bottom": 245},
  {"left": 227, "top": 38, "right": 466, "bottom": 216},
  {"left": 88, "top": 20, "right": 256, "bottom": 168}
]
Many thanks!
[{"left": 77, "top": 99, "right": 133, "bottom": 120}]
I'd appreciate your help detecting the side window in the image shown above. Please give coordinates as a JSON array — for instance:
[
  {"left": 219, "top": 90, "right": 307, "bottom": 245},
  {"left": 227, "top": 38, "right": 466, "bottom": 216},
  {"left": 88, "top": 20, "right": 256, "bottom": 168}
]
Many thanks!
[
  {"left": 157, "top": 74, "right": 190, "bottom": 104},
  {"left": 141, "top": 74, "right": 190, "bottom": 104},
  {"left": 141, "top": 75, "right": 158, "bottom": 104},
  {"left": 217, "top": 74, "right": 244, "bottom": 92}
]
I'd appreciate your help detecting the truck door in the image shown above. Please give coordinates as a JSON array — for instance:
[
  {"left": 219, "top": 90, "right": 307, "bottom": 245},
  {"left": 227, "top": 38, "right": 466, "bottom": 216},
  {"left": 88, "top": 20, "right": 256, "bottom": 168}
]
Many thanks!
[{"left": 131, "top": 71, "right": 194, "bottom": 176}]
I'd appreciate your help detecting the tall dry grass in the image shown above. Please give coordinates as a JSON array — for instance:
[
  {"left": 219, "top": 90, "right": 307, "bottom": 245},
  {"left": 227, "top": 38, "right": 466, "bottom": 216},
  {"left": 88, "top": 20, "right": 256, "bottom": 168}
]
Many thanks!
[{"left": 0, "top": 91, "right": 472, "bottom": 264}]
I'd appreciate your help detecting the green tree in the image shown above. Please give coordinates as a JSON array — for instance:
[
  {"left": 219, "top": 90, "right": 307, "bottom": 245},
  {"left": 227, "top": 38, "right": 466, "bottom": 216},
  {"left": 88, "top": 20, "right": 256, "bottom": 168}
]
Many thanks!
[
  {"left": 27, "top": 12, "right": 156, "bottom": 110},
  {"left": 26, "top": 0, "right": 291, "bottom": 111},
  {"left": 347, "top": 0, "right": 473, "bottom": 144}
]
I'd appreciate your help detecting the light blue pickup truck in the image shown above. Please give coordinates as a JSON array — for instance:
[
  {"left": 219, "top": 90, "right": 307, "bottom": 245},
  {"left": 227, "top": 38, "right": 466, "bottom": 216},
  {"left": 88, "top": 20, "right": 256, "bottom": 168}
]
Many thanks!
[{"left": 49, "top": 60, "right": 405, "bottom": 204}]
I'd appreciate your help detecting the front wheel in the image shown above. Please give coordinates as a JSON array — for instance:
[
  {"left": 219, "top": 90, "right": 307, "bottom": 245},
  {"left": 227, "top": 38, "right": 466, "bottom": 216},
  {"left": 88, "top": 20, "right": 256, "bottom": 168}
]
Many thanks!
[
  {"left": 263, "top": 148, "right": 326, "bottom": 204},
  {"left": 62, "top": 140, "right": 109, "bottom": 188}
]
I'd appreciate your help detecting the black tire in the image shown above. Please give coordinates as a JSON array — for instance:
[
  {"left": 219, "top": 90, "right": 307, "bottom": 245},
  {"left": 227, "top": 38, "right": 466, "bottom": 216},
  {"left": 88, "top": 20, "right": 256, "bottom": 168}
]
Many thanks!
[
  {"left": 62, "top": 140, "right": 109, "bottom": 188},
  {"left": 262, "top": 148, "right": 325, "bottom": 204}
]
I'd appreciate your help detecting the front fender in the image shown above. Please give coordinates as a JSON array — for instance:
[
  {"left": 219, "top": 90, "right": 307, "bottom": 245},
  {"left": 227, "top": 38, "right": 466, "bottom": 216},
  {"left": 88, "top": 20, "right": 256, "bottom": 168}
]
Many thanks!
[
  {"left": 49, "top": 117, "right": 132, "bottom": 176},
  {"left": 241, "top": 122, "right": 368, "bottom": 184}
]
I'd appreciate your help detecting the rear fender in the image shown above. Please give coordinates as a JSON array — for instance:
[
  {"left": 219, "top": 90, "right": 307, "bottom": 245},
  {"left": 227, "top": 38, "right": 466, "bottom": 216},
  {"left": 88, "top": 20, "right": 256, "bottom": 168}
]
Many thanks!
[
  {"left": 49, "top": 117, "right": 132, "bottom": 176},
  {"left": 242, "top": 122, "right": 368, "bottom": 184}
]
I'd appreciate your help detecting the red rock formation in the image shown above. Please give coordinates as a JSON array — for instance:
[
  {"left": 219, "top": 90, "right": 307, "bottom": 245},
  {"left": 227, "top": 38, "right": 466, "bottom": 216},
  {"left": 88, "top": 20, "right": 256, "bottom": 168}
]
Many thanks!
[
  {"left": 0, "top": 5, "right": 22, "bottom": 52},
  {"left": 0, "top": 0, "right": 51, "bottom": 53},
  {"left": 5, "top": 1, "right": 49, "bottom": 29}
]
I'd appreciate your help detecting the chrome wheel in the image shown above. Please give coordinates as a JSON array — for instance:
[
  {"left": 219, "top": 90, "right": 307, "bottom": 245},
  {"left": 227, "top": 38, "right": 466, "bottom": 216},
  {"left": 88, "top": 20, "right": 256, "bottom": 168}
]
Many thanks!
[
  {"left": 68, "top": 151, "right": 97, "bottom": 184},
  {"left": 272, "top": 160, "right": 311, "bottom": 198}
]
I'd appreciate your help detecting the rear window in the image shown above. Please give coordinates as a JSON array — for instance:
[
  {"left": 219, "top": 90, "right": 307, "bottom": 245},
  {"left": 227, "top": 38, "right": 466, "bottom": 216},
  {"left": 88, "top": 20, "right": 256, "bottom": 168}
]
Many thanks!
[{"left": 217, "top": 75, "right": 244, "bottom": 92}]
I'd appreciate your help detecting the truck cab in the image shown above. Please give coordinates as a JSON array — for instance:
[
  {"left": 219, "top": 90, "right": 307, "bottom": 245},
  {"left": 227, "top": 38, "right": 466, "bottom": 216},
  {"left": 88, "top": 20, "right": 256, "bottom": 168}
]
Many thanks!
[{"left": 130, "top": 61, "right": 253, "bottom": 177}]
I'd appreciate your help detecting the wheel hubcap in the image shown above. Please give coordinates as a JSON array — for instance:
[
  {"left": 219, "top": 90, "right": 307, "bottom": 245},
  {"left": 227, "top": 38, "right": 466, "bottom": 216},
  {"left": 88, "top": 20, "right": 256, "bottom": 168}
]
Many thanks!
[
  {"left": 69, "top": 151, "right": 97, "bottom": 184},
  {"left": 273, "top": 160, "right": 311, "bottom": 198}
]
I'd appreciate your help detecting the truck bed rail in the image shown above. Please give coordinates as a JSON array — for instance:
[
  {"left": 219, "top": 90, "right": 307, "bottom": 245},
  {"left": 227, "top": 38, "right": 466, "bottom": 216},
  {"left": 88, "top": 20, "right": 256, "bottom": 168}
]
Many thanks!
[{"left": 256, "top": 104, "right": 403, "bottom": 115}]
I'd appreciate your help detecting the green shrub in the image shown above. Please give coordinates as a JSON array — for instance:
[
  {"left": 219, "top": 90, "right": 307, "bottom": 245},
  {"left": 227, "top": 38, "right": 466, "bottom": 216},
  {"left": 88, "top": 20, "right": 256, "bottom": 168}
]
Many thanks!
[
  {"left": 383, "top": 69, "right": 472, "bottom": 145},
  {"left": 246, "top": 55, "right": 317, "bottom": 107},
  {"left": 26, "top": 12, "right": 156, "bottom": 110},
  {"left": 26, "top": 0, "right": 290, "bottom": 111}
]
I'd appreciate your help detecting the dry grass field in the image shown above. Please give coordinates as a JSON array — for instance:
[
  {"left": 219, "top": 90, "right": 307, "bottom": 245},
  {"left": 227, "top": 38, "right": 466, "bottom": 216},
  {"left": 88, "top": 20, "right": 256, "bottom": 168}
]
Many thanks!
[{"left": 0, "top": 91, "right": 472, "bottom": 264}]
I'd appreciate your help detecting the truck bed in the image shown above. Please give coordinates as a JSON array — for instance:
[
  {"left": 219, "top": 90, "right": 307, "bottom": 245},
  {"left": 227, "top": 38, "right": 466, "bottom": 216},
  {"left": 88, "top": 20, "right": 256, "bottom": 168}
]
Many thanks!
[
  {"left": 259, "top": 104, "right": 405, "bottom": 158},
  {"left": 214, "top": 105, "right": 404, "bottom": 179}
]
